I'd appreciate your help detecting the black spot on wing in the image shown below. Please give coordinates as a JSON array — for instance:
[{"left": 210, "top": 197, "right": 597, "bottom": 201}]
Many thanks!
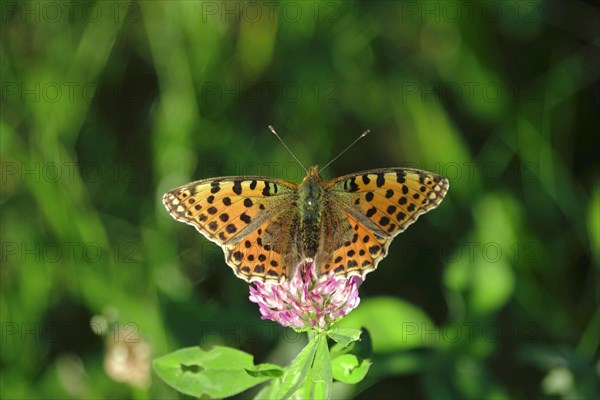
[
  {"left": 369, "top": 245, "right": 381, "bottom": 255},
  {"left": 344, "top": 177, "right": 359, "bottom": 192},
  {"left": 376, "top": 174, "right": 385, "bottom": 187},
  {"left": 226, "top": 224, "right": 237, "bottom": 233},
  {"left": 262, "top": 182, "right": 271, "bottom": 196},
  {"left": 232, "top": 181, "right": 242, "bottom": 195},
  {"left": 254, "top": 264, "right": 265, "bottom": 274},
  {"left": 396, "top": 171, "right": 406, "bottom": 183}
]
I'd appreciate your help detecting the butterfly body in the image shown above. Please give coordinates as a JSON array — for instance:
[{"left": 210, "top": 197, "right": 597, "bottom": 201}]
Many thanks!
[
  {"left": 297, "top": 167, "right": 327, "bottom": 259},
  {"left": 163, "top": 165, "right": 448, "bottom": 284}
]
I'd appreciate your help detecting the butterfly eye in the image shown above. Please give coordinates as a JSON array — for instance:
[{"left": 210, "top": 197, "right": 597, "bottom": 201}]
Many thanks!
[{"left": 307, "top": 199, "right": 314, "bottom": 207}]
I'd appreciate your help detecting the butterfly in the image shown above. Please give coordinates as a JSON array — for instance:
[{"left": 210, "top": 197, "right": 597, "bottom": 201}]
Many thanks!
[{"left": 163, "top": 163, "right": 449, "bottom": 284}]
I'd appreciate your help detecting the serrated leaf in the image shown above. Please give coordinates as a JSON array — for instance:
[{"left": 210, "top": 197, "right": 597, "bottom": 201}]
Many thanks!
[
  {"left": 276, "top": 338, "right": 319, "bottom": 400},
  {"left": 153, "top": 346, "right": 282, "bottom": 398},
  {"left": 331, "top": 354, "right": 371, "bottom": 384}
]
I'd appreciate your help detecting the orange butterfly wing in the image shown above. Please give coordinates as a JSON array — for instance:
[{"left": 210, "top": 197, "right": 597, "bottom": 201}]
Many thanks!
[
  {"left": 162, "top": 177, "right": 298, "bottom": 282},
  {"left": 321, "top": 168, "right": 449, "bottom": 279}
]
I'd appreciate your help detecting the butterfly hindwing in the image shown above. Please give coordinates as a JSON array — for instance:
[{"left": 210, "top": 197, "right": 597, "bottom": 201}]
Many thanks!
[
  {"left": 224, "top": 219, "right": 290, "bottom": 282},
  {"left": 163, "top": 177, "right": 298, "bottom": 282},
  {"left": 319, "top": 213, "right": 390, "bottom": 279}
]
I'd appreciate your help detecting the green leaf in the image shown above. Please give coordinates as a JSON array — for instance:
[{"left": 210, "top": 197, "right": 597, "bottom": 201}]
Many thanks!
[
  {"left": 307, "top": 335, "right": 332, "bottom": 399},
  {"left": 337, "top": 297, "right": 437, "bottom": 352},
  {"left": 329, "top": 327, "right": 372, "bottom": 360},
  {"left": 331, "top": 354, "right": 371, "bottom": 384},
  {"left": 276, "top": 337, "right": 319, "bottom": 400},
  {"left": 246, "top": 363, "right": 286, "bottom": 379},
  {"left": 254, "top": 379, "right": 281, "bottom": 400},
  {"left": 327, "top": 327, "right": 362, "bottom": 347},
  {"left": 153, "top": 346, "right": 283, "bottom": 398},
  {"left": 352, "top": 328, "right": 373, "bottom": 359}
]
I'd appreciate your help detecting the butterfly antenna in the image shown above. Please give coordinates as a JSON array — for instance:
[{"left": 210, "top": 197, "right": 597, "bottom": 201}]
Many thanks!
[
  {"left": 268, "top": 125, "right": 308, "bottom": 173},
  {"left": 320, "top": 129, "right": 371, "bottom": 172}
]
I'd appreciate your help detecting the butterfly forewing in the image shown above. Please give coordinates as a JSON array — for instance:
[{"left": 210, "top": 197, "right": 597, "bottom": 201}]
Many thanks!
[
  {"left": 163, "top": 177, "right": 298, "bottom": 282},
  {"left": 320, "top": 168, "right": 449, "bottom": 279}
]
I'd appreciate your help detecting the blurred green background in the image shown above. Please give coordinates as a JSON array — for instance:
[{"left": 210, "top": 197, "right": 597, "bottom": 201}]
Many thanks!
[{"left": 1, "top": 0, "right": 598, "bottom": 398}]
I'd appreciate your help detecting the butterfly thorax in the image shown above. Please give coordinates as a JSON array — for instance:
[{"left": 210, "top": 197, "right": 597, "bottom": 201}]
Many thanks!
[{"left": 298, "top": 166, "right": 326, "bottom": 258}]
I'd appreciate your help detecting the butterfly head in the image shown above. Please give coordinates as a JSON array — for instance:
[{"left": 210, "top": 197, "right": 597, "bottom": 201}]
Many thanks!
[{"left": 305, "top": 165, "right": 322, "bottom": 181}]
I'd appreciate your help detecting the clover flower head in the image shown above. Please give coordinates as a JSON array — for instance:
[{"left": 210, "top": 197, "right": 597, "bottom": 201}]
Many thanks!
[{"left": 248, "top": 262, "right": 362, "bottom": 330}]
